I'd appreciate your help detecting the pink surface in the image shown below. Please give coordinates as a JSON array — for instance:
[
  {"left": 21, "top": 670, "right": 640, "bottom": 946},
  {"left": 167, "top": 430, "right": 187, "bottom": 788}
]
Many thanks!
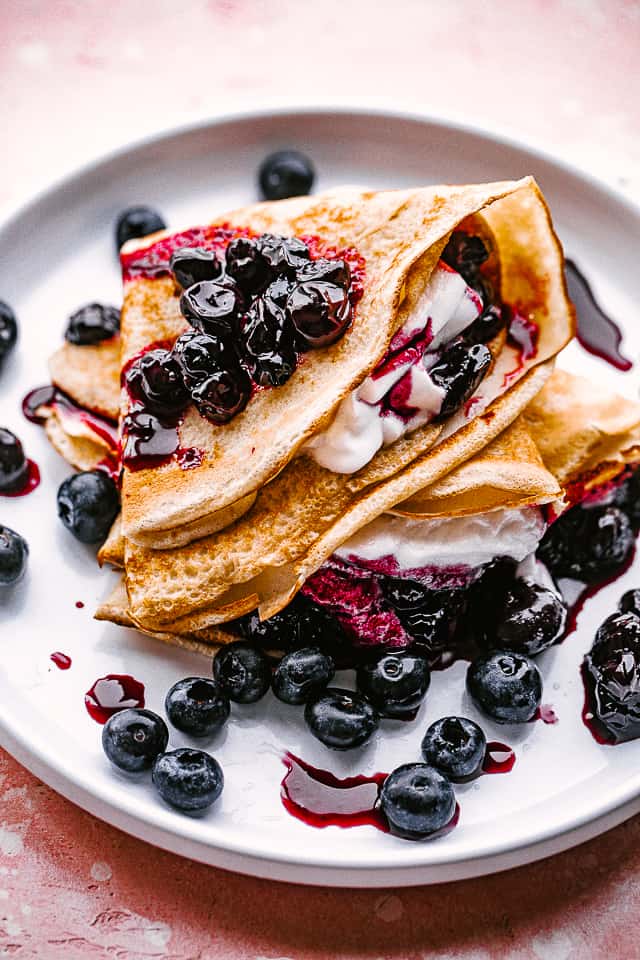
[{"left": 1, "top": 1, "right": 640, "bottom": 957}]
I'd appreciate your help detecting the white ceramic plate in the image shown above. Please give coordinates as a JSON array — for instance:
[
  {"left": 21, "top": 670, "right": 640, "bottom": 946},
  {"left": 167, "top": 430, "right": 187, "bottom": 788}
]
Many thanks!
[{"left": 2, "top": 108, "right": 640, "bottom": 888}]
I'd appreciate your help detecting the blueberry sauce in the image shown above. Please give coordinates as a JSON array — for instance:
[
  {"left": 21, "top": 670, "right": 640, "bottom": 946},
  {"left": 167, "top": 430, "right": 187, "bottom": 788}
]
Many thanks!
[
  {"left": 0, "top": 458, "right": 40, "bottom": 498},
  {"left": 565, "top": 260, "right": 632, "bottom": 372},
  {"left": 502, "top": 312, "right": 539, "bottom": 388},
  {"left": 75, "top": 601, "right": 84, "bottom": 609},
  {"left": 22, "top": 385, "right": 119, "bottom": 453},
  {"left": 562, "top": 546, "right": 637, "bottom": 640},
  {"left": 482, "top": 742, "right": 516, "bottom": 774},
  {"left": 50, "top": 652, "right": 72, "bottom": 670},
  {"left": 84, "top": 674, "right": 145, "bottom": 724}
]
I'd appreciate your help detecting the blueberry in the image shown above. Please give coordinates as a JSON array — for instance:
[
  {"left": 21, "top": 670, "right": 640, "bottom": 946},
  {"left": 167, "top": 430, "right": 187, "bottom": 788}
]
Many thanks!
[
  {"left": 124, "top": 348, "right": 190, "bottom": 416},
  {"left": 165, "top": 677, "right": 230, "bottom": 737},
  {"left": 430, "top": 342, "right": 492, "bottom": 420},
  {"left": 356, "top": 652, "right": 430, "bottom": 718},
  {"left": 190, "top": 367, "right": 251, "bottom": 424},
  {"left": 256, "top": 234, "right": 310, "bottom": 275},
  {"left": 491, "top": 577, "right": 567, "bottom": 657},
  {"left": 102, "top": 707, "right": 168, "bottom": 772},
  {"left": 304, "top": 688, "right": 379, "bottom": 750},
  {"left": 57, "top": 470, "right": 120, "bottom": 543},
  {"left": 441, "top": 231, "right": 489, "bottom": 285},
  {"left": 212, "top": 641, "right": 271, "bottom": 703},
  {"left": 584, "top": 612, "right": 640, "bottom": 742},
  {"left": 466, "top": 650, "right": 542, "bottom": 723},
  {"left": 152, "top": 748, "right": 223, "bottom": 811},
  {"left": 243, "top": 296, "right": 297, "bottom": 387},
  {"left": 463, "top": 304, "right": 505, "bottom": 346},
  {"left": 382, "top": 577, "right": 434, "bottom": 611},
  {"left": 180, "top": 279, "right": 244, "bottom": 338},
  {"left": 263, "top": 277, "right": 295, "bottom": 308},
  {"left": 0, "top": 428, "right": 28, "bottom": 493},
  {"left": 619, "top": 589, "right": 640, "bottom": 617},
  {"left": 0, "top": 525, "right": 28, "bottom": 586},
  {"left": 287, "top": 280, "right": 352, "bottom": 349},
  {"left": 272, "top": 647, "right": 335, "bottom": 705},
  {"left": 258, "top": 150, "right": 315, "bottom": 201},
  {"left": 235, "top": 595, "right": 347, "bottom": 659},
  {"left": 614, "top": 469, "right": 640, "bottom": 529},
  {"left": 0, "top": 301, "right": 18, "bottom": 364},
  {"left": 297, "top": 257, "right": 350, "bottom": 287},
  {"left": 172, "top": 330, "right": 240, "bottom": 388},
  {"left": 170, "top": 247, "right": 222, "bottom": 289},
  {"left": 225, "top": 237, "right": 271, "bottom": 295},
  {"left": 115, "top": 205, "right": 166, "bottom": 250},
  {"left": 379, "top": 763, "right": 456, "bottom": 840},
  {"left": 537, "top": 504, "right": 634, "bottom": 582},
  {"left": 382, "top": 580, "right": 460, "bottom": 657},
  {"left": 65, "top": 303, "right": 120, "bottom": 346},
  {"left": 421, "top": 716, "right": 486, "bottom": 782}
]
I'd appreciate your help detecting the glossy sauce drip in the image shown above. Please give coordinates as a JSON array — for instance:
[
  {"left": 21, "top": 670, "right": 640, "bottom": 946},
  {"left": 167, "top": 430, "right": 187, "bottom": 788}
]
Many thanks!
[
  {"left": 22, "top": 385, "right": 119, "bottom": 452},
  {"left": 50, "top": 652, "right": 72, "bottom": 670},
  {"left": 502, "top": 312, "right": 539, "bottom": 387},
  {"left": 84, "top": 674, "right": 145, "bottom": 724},
  {"left": 0, "top": 459, "right": 40, "bottom": 498},
  {"left": 482, "top": 741, "right": 516, "bottom": 774},
  {"left": 566, "top": 260, "right": 632, "bottom": 371},
  {"left": 121, "top": 408, "right": 182, "bottom": 472},
  {"left": 581, "top": 665, "right": 614, "bottom": 745}
]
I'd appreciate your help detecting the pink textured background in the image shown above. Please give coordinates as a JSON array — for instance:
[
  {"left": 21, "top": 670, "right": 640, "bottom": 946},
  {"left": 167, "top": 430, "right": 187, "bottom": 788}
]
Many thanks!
[{"left": 1, "top": 1, "right": 640, "bottom": 957}]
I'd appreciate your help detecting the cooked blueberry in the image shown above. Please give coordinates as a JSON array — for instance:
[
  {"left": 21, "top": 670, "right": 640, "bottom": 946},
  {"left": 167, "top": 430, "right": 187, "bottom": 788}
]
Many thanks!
[
  {"left": 236, "top": 595, "right": 347, "bottom": 658},
  {"left": 619, "top": 589, "right": 640, "bottom": 618},
  {"left": 64, "top": 302, "right": 120, "bottom": 346},
  {"left": 170, "top": 247, "right": 222, "bottom": 289},
  {"left": 115, "top": 205, "right": 166, "bottom": 250},
  {"left": 0, "top": 428, "right": 28, "bottom": 493},
  {"left": 356, "top": 651, "right": 430, "bottom": 719},
  {"left": 490, "top": 577, "right": 567, "bottom": 657},
  {"left": 173, "top": 330, "right": 240, "bottom": 388},
  {"left": 421, "top": 716, "right": 486, "bottom": 782},
  {"left": 124, "top": 348, "right": 190, "bottom": 416},
  {"left": 225, "top": 237, "right": 271, "bottom": 295},
  {"left": 0, "top": 525, "right": 28, "bottom": 586},
  {"left": 243, "top": 296, "right": 297, "bottom": 387},
  {"left": 263, "top": 276, "right": 295, "bottom": 308},
  {"left": 212, "top": 641, "right": 271, "bottom": 703},
  {"left": 441, "top": 232, "right": 489, "bottom": 285},
  {"left": 463, "top": 304, "right": 505, "bottom": 345},
  {"left": 287, "top": 280, "right": 352, "bottom": 349},
  {"left": 614, "top": 469, "right": 640, "bottom": 529},
  {"left": 102, "top": 707, "right": 168, "bottom": 772},
  {"left": 152, "top": 748, "right": 223, "bottom": 811},
  {"left": 584, "top": 612, "right": 640, "bottom": 742},
  {"left": 382, "top": 578, "right": 434, "bottom": 611},
  {"left": 272, "top": 647, "right": 335, "bottom": 705},
  {"left": 258, "top": 150, "right": 315, "bottom": 201},
  {"left": 298, "top": 257, "right": 350, "bottom": 287},
  {"left": 383, "top": 584, "right": 461, "bottom": 658},
  {"left": 180, "top": 279, "right": 244, "bottom": 337},
  {"left": 57, "top": 470, "right": 120, "bottom": 543},
  {"left": 379, "top": 763, "right": 456, "bottom": 840},
  {"left": 537, "top": 504, "right": 634, "bottom": 582},
  {"left": 256, "top": 234, "right": 310, "bottom": 275},
  {"left": 165, "top": 677, "right": 230, "bottom": 737},
  {"left": 466, "top": 650, "right": 542, "bottom": 723},
  {"left": 0, "top": 301, "right": 18, "bottom": 364},
  {"left": 430, "top": 342, "right": 492, "bottom": 420},
  {"left": 304, "top": 688, "right": 379, "bottom": 750},
  {"left": 190, "top": 367, "right": 251, "bottom": 424}
]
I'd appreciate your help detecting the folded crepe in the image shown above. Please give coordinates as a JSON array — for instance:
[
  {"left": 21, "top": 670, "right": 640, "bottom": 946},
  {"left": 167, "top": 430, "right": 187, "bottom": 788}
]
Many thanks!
[{"left": 118, "top": 178, "right": 573, "bottom": 550}]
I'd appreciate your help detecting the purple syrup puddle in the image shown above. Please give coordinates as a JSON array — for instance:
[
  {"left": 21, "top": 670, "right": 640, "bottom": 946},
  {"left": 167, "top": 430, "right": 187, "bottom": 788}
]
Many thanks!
[
  {"left": 482, "top": 742, "right": 516, "bottom": 775},
  {"left": 581, "top": 664, "right": 615, "bottom": 745},
  {"left": 50, "top": 652, "right": 72, "bottom": 670},
  {"left": 565, "top": 260, "right": 632, "bottom": 372},
  {"left": 0, "top": 458, "right": 40, "bottom": 498},
  {"left": 84, "top": 674, "right": 145, "bottom": 724}
]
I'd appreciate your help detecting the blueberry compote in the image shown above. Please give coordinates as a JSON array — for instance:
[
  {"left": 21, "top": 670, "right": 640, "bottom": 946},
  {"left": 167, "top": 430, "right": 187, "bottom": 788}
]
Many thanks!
[{"left": 583, "top": 609, "right": 640, "bottom": 744}]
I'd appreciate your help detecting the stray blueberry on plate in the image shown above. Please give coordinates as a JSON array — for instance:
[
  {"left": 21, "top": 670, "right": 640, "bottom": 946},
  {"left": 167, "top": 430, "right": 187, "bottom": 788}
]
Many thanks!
[
  {"left": 65, "top": 303, "right": 120, "bottom": 346},
  {"left": 0, "top": 428, "right": 29, "bottom": 493},
  {"left": 0, "top": 525, "right": 28, "bottom": 586},
  {"left": 356, "top": 651, "right": 430, "bottom": 718},
  {"left": 466, "top": 650, "right": 542, "bottom": 723},
  {"left": 165, "top": 677, "right": 230, "bottom": 737},
  {"left": 491, "top": 577, "right": 567, "bottom": 656},
  {"left": 304, "top": 688, "right": 379, "bottom": 750},
  {"left": 57, "top": 470, "right": 120, "bottom": 544},
  {"left": 170, "top": 247, "right": 223, "bottom": 289},
  {"left": 102, "top": 707, "right": 168, "bottom": 773},
  {"left": 115, "top": 205, "right": 166, "bottom": 251},
  {"left": 152, "top": 748, "right": 224, "bottom": 811},
  {"left": 0, "top": 300, "right": 18, "bottom": 365},
  {"left": 272, "top": 647, "right": 335, "bottom": 705},
  {"left": 212, "top": 641, "right": 271, "bottom": 703},
  {"left": 258, "top": 149, "right": 315, "bottom": 201},
  {"left": 619, "top": 589, "right": 640, "bottom": 618},
  {"left": 421, "top": 716, "right": 486, "bottom": 782},
  {"left": 379, "top": 763, "right": 456, "bottom": 840}
]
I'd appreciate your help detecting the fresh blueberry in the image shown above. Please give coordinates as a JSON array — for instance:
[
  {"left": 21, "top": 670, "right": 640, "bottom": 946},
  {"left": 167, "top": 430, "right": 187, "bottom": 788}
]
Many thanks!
[
  {"left": 124, "top": 348, "right": 190, "bottom": 416},
  {"left": 258, "top": 150, "right": 315, "bottom": 201},
  {"left": 356, "top": 651, "right": 430, "bottom": 718},
  {"left": 379, "top": 763, "right": 456, "bottom": 840},
  {"left": 441, "top": 231, "right": 489, "bottom": 285},
  {"left": 172, "top": 330, "right": 240, "bottom": 388},
  {"left": 152, "top": 748, "right": 223, "bottom": 811},
  {"left": 102, "top": 707, "right": 168, "bottom": 773},
  {"left": 190, "top": 367, "right": 252, "bottom": 424},
  {"left": 165, "top": 677, "right": 230, "bottom": 737},
  {"left": 466, "top": 650, "right": 542, "bottom": 723},
  {"left": 243, "top": 295, "right": 297, "bottom": 387},
  {"left": 304, "top": 688, "right": 379, "bottom": 750},
  {"left": 272, "top": 647, "right": 335, "bottom": 705},
  {"left": 537, "top": 504, "right": 634, "bottom": 582},
  {"left": 65, "top": 303, "right": 120, "bottom": 346},
  {"left": 57, "top": 470, "right": 120, "bottom": 543},
  {"left": 430, "top": 342, "right": 492, "bottom": 420},
  {"left": 287, "top": 280, "right": 352, "bottom": 350},
  {"left": 225, "top": 237, "right": 271, "bottom": 295},
  {"left": 180, "top": 279, "right": 244, "bottom": 338},
  {"left": 0, "top": 525, "right": 28, "bottom": 586},
  {"left": 584, "top": 611, "right": 640, "bottom": 742},
  {"left": 212, "top": 641, "right": 271, "bottom": 703},
  {"left": 421, "top": 716, "right": 486, "bottom": 782},
  {"left": 490, "top": 577, "right": 567, "bottom": 657},
  {"left": 0, "top": 428, "right": 28, "bottom": 493},
  {"left": 256, "top": 234, "right": 310, "bottom": 276},
  {"left": 115, "top": 205, "right": 166, "bottom": 251},
  {"left": 0, "top": 301, "right": 18, "bottom": 365},
  {"left": 170, "top": 247, "right": 222, "bottom": 289},
  {"left": 619, "top": 589, "right": 640, "bottom": 618}
]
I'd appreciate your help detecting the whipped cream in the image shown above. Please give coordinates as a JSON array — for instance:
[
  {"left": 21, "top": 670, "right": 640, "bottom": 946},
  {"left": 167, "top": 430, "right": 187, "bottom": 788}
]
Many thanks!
[
  {"left": 335, "top": 507, "right": 547, "bottom": 573},
  {"left": 303, "top": 262, "right": 482, "bottom": 474}
]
